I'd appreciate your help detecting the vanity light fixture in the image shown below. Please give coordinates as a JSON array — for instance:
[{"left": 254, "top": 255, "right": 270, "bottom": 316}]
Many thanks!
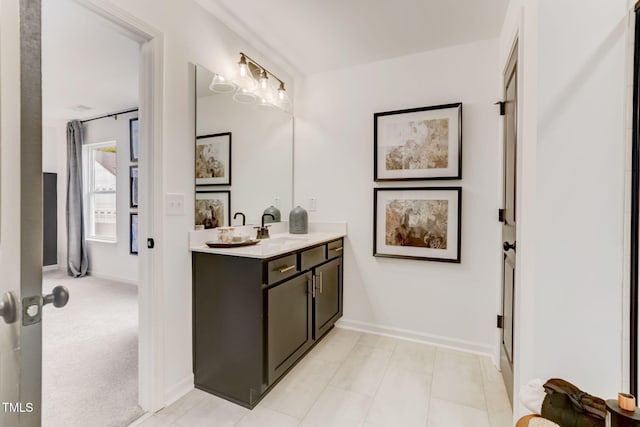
[
  {"left": 233, "top": 87, "right": 257, "bottom": 104},
  {"left": 233, "top": 52, "right": 290, "bottom": 111},
  {"left": 209, "top": 73, "right": 236, "bottom": 93},
  {"left": 232, "top": 53, "right": 257, "bottom": 91}
]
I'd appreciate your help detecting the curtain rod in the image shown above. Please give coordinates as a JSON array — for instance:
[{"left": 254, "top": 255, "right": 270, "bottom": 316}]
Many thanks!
[{"left": 80, "top": 107, "right": 138, "bottom": 124}]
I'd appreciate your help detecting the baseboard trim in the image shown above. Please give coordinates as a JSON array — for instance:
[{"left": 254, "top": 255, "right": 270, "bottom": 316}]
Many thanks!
[
  {"left": 336, "top": 318, "right": 494, "bottom": 357},
  {"left": 127, "top": 412, "right": 152, "bottom": 427},
  {"left": 87, "top": 271, "right": 139, "bottom": 286},
  {"left": 164, "top": 374, "right": 194, "bottom": 408},
  {"left": 42, "top": 264, "right": 59, "bottom": 272}
]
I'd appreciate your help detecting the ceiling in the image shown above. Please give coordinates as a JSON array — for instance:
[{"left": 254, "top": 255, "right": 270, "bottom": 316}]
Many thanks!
[
  {"left": 42, "top": 0, "right": 139, "bottom": 122},
  {"left": 197, "top": 0, "right": 509, "bottom": 76}
]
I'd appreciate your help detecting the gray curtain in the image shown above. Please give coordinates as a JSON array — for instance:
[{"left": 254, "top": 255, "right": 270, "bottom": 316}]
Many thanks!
[{"left": 66, "top": 120, "right": 88, "bottom": 277}]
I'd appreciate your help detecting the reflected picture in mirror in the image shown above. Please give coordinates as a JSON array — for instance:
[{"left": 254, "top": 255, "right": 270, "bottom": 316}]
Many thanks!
[
  {"left": 196, "top": 132, "right": 231, "bottom": 186},
  {"left": 195, "top": 191, "right": 231, "bottom": 229},
  {"left": 195, "top": 64, "right": 293, "bottom": 226}
]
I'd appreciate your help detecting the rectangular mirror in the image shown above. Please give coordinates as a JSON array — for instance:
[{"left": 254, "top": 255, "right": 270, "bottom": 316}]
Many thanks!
[{"left": 195, "top": 64, "right": 293, "bottom": 227}]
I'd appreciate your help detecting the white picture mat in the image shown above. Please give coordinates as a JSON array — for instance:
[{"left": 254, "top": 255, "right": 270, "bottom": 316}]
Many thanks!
[
  {"left": 376, "top": 106, "right": 460, "bottom": 179},
  {"left": 196, "top": 134, "right": 230, "bottom": 185},
  {"left": 375, "top": 188, "right": 460, "bottom": 260}
]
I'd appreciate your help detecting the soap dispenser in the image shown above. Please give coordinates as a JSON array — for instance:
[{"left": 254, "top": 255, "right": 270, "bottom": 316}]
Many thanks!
[{"left": 289, "top": 206, "right": 308, "bottom": 234}]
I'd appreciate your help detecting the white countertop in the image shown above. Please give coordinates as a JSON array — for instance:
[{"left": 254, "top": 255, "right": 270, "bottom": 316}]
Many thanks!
[{"left": 189, "top": 222, "right": 347, "bottom": 259}]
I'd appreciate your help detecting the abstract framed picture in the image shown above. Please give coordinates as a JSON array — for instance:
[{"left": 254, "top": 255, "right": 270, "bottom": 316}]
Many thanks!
[
  {"left": 374, "top": 103, "right": 462, "bottom": 181},
  {"left": 373, "top": 187, "right": 462, "bottom": 262},
  {"left": 195, "top": 191, "right": 231, "bottom": 229},
  {"left": 130, "top": 118, "right": 139, "bottom": 162},
  {"left": 195, "top": 132, "right": 232, "bottom": 186},
  {"left": 130, "top": 213, "right": 138, "bottom": 255},
  {"left": 129, "top": 165, "right": 138, "bottom": 208}
]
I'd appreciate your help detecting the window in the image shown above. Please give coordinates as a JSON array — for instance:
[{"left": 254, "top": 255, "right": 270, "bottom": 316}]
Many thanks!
[{"left": 84, "top": 141, "right": 117, "bottom": 241}]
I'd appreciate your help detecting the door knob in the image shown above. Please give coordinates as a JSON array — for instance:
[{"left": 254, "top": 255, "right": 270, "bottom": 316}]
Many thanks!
[
  {"left": 43, "top": 285, "right": 69, "bottom": 308},
  {"left": 0, "top": 292, "right": 17, "bottom": 324},
  {"left": 503, "top": 241, "right": 516, "bottom": 252}
]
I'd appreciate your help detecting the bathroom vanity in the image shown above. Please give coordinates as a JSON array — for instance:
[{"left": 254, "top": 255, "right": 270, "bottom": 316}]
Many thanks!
[{"left": 190, "top": 228, "right": 345, "bottom": 408}]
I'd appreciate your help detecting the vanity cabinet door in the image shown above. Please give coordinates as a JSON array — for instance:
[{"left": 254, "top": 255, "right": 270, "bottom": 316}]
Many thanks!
[
  {"left": 267, "top": 272, "right": 313, "bottom": 385},
  {"left": 313, "top": 257, "right": 343, "bottom": 340}
]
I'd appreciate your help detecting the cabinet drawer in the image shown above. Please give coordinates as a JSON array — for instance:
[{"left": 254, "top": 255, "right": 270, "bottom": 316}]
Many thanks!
[
  {"left": 327, "top": 239, "right": 344, "bottom": 260},
  {"left": 267, "top": 254, "right": 299, "bottom": 284},
  {"left": 301, "top": 245, "right": 326, "bottom": 271}
]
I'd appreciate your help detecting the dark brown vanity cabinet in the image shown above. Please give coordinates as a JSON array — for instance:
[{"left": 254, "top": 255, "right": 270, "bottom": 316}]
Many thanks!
[
  {"left": 192, "top": 238, "right": 343, "bottom": 408},
  {"left": 314, "top": 257, "right": 343, "bottom": 339}
]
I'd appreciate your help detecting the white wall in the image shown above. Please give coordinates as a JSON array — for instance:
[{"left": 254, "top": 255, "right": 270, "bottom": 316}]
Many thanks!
[
  {"left": 42, "top": 125, "right": 59, "bottom": 173},
  {"left": 535, "top": 0, "right": 628, "bottom": 399},
  {"left": 500, "top": 0, "right": 630, "bottom": 418},
  {"left": 101, "top": 0, "right": 295, "bottom": 404},
  {"left": 294, "top": 39, "right": 502, "bottom": 354},
  {"left": 82, "top": 110, "right": 139, "bottom": 284}
]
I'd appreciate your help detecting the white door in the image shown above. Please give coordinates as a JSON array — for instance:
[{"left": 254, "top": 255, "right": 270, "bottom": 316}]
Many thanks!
[
  {"left": 0, "top": 0, "right": 40, "bottom": 425},
  {"left": 0, "top": 1, "right": 67, "bottom": 425}
]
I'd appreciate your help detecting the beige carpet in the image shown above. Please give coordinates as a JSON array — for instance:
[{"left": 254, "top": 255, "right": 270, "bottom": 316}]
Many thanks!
[{"left": 42, "top": 270, "right": 144, "bottom": 427}]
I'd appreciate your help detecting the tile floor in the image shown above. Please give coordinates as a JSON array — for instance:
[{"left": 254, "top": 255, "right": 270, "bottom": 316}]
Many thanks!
[{"left": 135, "top": 328, "right": 512, "bottom": 427}]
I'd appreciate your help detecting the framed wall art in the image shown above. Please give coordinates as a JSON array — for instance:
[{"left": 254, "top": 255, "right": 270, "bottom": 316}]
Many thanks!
[
  {"left": 130, "top": 117, "right": 139, "bottom": 162},
  {"left": 130, "top": 213, "right": 138, "bottom": 255},
  {"left": 373, "top": 187, "right": 461, "bottom": 262},
  {"left": 129, "top": 165, "right": 138, "bottom": 208},
  {"left": 374, "top": 103, "right": 462, "bottom": 181},
  {"left": 195, "top": 191, "right": 231, "bottom": 229},
  {"left": 195, "top": 132, "right": 232, "bottom": 186}
]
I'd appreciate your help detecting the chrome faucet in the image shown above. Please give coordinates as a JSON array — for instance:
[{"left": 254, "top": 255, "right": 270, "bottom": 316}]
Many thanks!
[
  {"left": 233, "top": 212, "right": 246, "bottom": 226},
  {"left": 255, "top": 213, "right": 274, "bottom": 239}
]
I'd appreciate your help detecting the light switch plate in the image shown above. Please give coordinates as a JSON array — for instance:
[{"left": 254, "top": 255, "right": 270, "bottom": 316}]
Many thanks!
[
  {"left": 309, "top": 197, "right": 317, "bottom": 212},
  {"left": 166, "top": 193, "right": 185, "bottom": 216}
]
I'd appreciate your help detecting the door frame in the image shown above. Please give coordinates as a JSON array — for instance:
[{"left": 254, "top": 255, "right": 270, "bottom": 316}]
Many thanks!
[
  {"left": 630, "top": 4, "right": 640, "bottom": 398},
  {"left": 498, "top": 38, "right": 518, "bottom": 404},
  {"left": 73, "top": 0, "right": 165, "bottom": 412}
]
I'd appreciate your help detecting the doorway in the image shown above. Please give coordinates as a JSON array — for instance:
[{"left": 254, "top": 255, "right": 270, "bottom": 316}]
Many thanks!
[
  {"left": 0, "top": 0, "right": 163, "bottom": 424},
  {"left": 500, "top": 41, "right": 518, "bottom": 405},
  {"left": 41, "top": 0, "right": 143, "bottom": 424}
]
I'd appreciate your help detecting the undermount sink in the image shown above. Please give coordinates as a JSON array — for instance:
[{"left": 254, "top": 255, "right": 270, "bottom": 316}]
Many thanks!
[{"left": 262, "top": 236, "right": 310, "bottom": 246}]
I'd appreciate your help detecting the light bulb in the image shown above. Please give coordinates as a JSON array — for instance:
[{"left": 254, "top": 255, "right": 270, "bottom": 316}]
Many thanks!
[
  {"left": 238, "top": 54, "right": 249, "bottom": 77},
  {"left": 259, "top": 69, "right": 268, "bottom": 90},
  {"left": 278, "top": 82, "right": 286, "bottom": 100}
]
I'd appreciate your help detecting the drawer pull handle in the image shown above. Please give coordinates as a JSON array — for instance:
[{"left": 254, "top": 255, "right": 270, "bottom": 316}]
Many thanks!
[
  {"left": 278, "top": 265, "right": 296, "bottom": 273},
  {"left": 332, "top": 247, "right": 343, "bottom": 252}
]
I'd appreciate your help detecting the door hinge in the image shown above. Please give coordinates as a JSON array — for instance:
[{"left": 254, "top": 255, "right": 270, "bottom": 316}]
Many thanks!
[
  {"left": 147, "top": 238, "right": 155, "bottom": 249},
  {"left": 495, "top": 101, "right": 506, "bottom": 116},
  {"left": 498, "top": 208, "right": 505, "bottom": 223},
  {"left": 497, "top": 315, "right": 504, "bottom": 329}
]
